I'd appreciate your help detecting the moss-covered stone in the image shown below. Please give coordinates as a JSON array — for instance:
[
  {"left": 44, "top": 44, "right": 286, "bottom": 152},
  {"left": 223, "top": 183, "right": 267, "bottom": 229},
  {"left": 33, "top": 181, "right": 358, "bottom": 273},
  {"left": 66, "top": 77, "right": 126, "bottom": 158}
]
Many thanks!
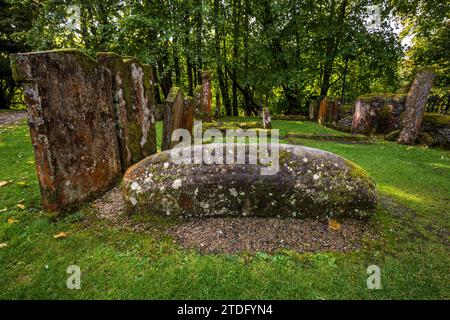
[
  {"left": 122, "top": 143, "right": 377, "bottom": 219},
  {"left": 10, "top": 49, "right": 121, "bottom": 213}
]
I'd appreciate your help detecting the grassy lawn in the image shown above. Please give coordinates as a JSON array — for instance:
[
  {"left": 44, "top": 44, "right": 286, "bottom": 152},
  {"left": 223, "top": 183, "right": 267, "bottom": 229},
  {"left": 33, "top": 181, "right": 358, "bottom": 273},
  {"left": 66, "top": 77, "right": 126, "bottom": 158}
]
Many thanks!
[{"left": 0, "top": 117, "right": 449, "bottom": 299}]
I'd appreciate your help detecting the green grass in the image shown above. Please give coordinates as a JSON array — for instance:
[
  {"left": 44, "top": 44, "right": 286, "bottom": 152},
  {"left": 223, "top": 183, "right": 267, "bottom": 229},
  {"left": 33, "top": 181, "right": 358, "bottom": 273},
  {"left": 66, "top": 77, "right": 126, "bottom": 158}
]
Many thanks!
[{"left": 0, "top": 117, "right": 449, "bottom": 299}]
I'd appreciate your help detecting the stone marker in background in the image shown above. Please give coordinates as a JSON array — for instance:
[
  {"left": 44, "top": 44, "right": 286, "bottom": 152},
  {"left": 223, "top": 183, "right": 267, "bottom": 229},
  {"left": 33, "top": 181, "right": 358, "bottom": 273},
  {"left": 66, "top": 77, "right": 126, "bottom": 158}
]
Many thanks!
[
  {"left": 10, "top": 49, "right": 121, "bottom": 212},
  {"left": 162, "top": 87, "right": 184, "bottom": 150},
  {"left": 182, "top": 96, "right": 195, "bottom": 134},
  {"left": 328, "top": 100, "right": 339, "bottom": 123},
  {"left": 309, "top": 99, "right": 319, "bottom": 121},
  {"left": 398, "top": 68, "right": 436, "bottom": 145},
  {"left": 262, "top": 107, "right": 272, "bottom": 129},
  {"left": 97, "top": 52, "right": 157, "bottom": 171},
  {"left": 201, "top": 71, "right": 212, "bottom": 114},
  {"left": 352, "top": 94, "right": 407, "bottom": 134},
  {"left": 193, "top": 85, "right": 202, "bottom": 116},
  {"left": 317, "top": 97, "right": 329, "bottom": 125}
]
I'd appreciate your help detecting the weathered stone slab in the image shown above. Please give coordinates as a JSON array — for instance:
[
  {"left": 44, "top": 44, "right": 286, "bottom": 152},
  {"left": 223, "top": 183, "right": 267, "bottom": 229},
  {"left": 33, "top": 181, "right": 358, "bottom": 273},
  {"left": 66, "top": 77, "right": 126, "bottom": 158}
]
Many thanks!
[
  {"left": 351, "top": 94, "right": 406, "bottom": 134},
  {"left": 10, "top": 49, "right": 121, "bottom": 212},
  {"left": 317, "top": 98, "right": 329, "bottom": 125},
  {"left": 193, "top": 85, "right": 203, "bottom": 116},
  {"left": 201, "top": 71, "right": 212, "bottom": 114},
  {"left": 262, "top": 107, "right": 272, "bottom": 129},
  {"left": 122, "top": 143, "right": 377, "bottom": 219},
  {"left": 181, "top": 96, "right": 195, "bottom": 134},
  {"left": 398, "top": 68, "right": 435, "bottom": 144},
  {"left": 97, "top": 53, "right": 157, "bottom": 171},
  {"left": 309, "top": 99, "right": 319, "bottom": 121},
  {"left": 162, "top": 87, "right": 184, "bottom": 150}
]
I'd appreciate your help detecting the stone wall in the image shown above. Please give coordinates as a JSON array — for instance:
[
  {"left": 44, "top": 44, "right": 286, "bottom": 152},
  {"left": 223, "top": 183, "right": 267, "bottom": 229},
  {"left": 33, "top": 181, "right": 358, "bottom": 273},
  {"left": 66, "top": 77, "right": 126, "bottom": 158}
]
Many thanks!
[{"left": 11, "top": 49, "right": 158, "bottom": 212}]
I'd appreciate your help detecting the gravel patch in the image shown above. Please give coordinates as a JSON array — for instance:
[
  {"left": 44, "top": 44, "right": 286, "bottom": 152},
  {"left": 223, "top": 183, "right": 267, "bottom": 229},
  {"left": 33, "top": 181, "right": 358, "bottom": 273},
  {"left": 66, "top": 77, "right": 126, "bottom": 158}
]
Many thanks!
[
  {"left": 168, "top": 218, "right": 374, "bottom": 254},
  {"left": 0, "top": 111, "right": 27, "bottom": 126},
  {"left": 92, "top": 187, "right": 376, "bottom": 253}
]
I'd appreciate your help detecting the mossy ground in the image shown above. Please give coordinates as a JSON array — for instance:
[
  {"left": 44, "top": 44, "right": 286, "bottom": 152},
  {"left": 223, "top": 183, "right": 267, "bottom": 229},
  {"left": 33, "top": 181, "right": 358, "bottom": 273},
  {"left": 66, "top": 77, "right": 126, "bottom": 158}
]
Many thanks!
[{"left": 0, "top": 115, "right": 449, "bottom": 299}]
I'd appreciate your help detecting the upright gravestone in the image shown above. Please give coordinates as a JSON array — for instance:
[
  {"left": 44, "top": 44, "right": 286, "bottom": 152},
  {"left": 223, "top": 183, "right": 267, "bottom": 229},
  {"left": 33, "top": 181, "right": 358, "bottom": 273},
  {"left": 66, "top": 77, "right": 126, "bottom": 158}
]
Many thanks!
[
  {"left": 182, "top": 96, "right": 195, "bottom": 134},
  {"left": 309, "top": 99, "right": 319, "bottom": 121},
  {"left": 398, "top": 69, "right": 436, "bottom": 145},
  {"left": 97, "top": 53, "right": 157, "bottom": 171},
  {"left": 162, "top": 87, "right": 185, "bottom": 150},
  {"left": 201, "top": 71, "right": 212, "bottom": 116},
  {"left": 262, "top": 107, "right": 272, "bottom": 129},
  {"left": 193, "top": 85, "right": 203, "bottom": 116},
  {"left": 328, "top": 100, "right": 339, "bottom": 123},
  {"left": 10, "top": 49, "right": 121, "bottom": 212},
  {"left": 317, "top": 97, "right": 329, "bottom": 125}
]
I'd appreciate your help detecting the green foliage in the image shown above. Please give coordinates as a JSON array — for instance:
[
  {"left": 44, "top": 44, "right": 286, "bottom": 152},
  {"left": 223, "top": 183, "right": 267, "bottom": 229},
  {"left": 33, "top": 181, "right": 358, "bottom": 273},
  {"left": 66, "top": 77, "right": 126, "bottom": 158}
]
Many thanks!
[{"left": 1, "top": 0, "right": 407, "bottom": 113}]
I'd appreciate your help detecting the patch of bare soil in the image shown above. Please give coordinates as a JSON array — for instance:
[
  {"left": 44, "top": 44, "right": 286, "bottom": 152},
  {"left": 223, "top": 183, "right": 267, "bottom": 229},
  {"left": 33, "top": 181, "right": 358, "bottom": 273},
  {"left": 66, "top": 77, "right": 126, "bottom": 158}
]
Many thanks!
[
  {"left": 0, "top": 111, "right": 27, "bottom": 126},
  {"left": 92, "top": 187, "right": 377, "bottom": 253}
]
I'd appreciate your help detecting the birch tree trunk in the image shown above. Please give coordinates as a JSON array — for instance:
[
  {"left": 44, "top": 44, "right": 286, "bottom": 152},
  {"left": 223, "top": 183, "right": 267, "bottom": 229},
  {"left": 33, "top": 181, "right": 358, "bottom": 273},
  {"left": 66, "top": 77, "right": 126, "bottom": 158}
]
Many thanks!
[{"left": 397, "top": 69, "right": 435, "bottom": 145}]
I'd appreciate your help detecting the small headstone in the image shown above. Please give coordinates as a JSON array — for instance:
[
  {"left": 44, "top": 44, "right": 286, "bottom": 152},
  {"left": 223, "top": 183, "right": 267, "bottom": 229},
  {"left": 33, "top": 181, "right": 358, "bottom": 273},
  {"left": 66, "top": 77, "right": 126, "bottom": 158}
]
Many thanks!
[
  {"left": 309, "top": 99, "right": 319, "bottom": 121},
  {"left": 262, "top": 107, "right": 272, "bottom": 129},
  {"left": 328, "top": 100, "right": 339, "bottom": 123},
  {"left": 317, "top": 97, "right": 329, "bottom": 125},
  {"left": 182, "top": 96, "right": 195, "bottom": 134},
  {"left": 193, "top": 85, "right": 202, "bottom": 116},
  {"left": 201, "top": 71, "right": 212, "bottom": 114},
  {"left": 162, "top": 87, "right": 184, "bottom": 150}
]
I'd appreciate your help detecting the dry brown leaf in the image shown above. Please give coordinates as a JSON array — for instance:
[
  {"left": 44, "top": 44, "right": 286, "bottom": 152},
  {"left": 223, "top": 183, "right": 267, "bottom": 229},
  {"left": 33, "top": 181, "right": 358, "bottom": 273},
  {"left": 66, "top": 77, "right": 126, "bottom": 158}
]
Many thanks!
[
  {"left": 54, "top": 232, "right": 68, "bottom": 239},
  {"left": 17, "top": 204, "right": 26, "bottom": 210},
  {"left": 7, "top": 218, "right": 19, "bottom": 224},
  {"left": 0, "top": 243, "right": 7, "bottom": 249},
  {"left": 0, "top": 181, "right": 9, "bottom": 187},
  {"left": 328, "top": 219, "right": 342, "bottom": 231}
]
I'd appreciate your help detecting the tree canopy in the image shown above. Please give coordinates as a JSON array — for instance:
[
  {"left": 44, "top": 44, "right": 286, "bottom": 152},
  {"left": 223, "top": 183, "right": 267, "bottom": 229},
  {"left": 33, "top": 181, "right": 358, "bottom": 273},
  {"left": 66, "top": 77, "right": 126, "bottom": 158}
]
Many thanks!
[{"left": 1, "top": 0, "right": 448, "bottom": 113}]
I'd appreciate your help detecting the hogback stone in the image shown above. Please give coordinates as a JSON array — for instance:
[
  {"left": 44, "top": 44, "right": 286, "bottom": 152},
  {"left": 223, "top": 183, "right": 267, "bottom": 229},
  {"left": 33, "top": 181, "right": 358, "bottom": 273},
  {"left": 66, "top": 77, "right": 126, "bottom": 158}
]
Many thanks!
[{"left": 122, "top": 143, "right": 377, "bottom": 219}]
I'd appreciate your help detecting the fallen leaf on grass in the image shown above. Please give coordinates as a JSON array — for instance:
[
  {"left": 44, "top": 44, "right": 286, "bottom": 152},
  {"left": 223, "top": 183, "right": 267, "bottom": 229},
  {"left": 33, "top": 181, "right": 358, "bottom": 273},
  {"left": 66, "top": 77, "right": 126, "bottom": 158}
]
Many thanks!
[
  {"left": 16, "top": 181, "right": 28, "bottom": 186},
  {"left": 7, "top": 218, "right": 19, "bottom": 224},
  {"left": 17, "top": 204, "right": 26, "bottom": 210},
  {"left": 328, "top": 219, "right": 342, "bottom": 231},
  {"left": 0, "top": 243, "right": 7, "bottom": 249},
  {"left": 54, "top": 232, "right": 68, "bottom": 239},
  {"left": 0, "top": 207, "right": 7, "bottom": 213},
  {"left": 0, "top": 181, "right": 9, "bottom": 187}
]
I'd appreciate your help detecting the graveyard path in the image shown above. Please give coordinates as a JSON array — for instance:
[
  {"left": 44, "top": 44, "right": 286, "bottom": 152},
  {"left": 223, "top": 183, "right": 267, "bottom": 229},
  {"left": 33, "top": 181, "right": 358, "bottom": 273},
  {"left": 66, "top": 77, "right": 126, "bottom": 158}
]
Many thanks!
[{"left": 0, "top": 111, "right": 27, "bottom": 127}]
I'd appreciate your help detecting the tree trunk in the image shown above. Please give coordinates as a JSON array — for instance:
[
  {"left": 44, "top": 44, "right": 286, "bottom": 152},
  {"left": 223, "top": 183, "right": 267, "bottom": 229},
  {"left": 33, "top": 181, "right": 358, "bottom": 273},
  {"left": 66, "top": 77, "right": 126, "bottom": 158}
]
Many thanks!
[
  {"left": 232, "top": 0, "right": 240, "bottom": 116},
  {"left": 397, "top": 69, "right": 436, "bottom": 145}
]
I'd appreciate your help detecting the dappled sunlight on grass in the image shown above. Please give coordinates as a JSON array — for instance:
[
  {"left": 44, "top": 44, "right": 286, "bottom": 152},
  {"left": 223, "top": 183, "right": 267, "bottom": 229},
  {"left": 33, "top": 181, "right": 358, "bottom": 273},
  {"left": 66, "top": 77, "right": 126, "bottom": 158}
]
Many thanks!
[{"left": 378, "top": 184, "right": 428, "bottom": 205}]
